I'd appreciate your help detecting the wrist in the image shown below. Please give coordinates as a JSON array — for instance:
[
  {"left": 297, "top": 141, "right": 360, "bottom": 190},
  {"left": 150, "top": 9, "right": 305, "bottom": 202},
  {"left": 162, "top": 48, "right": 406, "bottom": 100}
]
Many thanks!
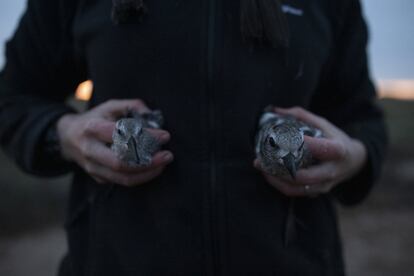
[{"left": 56, "top": 113, "right": 78, "bottom": 162}]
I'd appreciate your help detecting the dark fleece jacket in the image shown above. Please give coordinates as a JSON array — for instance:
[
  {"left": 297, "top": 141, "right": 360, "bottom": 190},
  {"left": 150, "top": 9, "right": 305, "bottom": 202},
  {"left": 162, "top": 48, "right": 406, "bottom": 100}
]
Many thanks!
[{"left": 0, "top": 0, "right": 387, "bottom": 275}]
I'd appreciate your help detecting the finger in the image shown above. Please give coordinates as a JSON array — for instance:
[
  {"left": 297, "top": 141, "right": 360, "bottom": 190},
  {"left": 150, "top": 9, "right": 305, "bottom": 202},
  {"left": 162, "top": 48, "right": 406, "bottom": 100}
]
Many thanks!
[
  {"left": 253, "top": 158, "right": 297, "bottom": 184},
  {"left": 84, "top": 119, "right": 116, "bottom": 143},
  {"left": 83, "top": 141, "right": 173, "bottom": 173},
  {"left": 96, "top": 99, "right": 151, "bottom": 119},
  {"left": 254, "top": 158, "right": 327, "bottom": 196},
  {"left": 122, "top": 150, "right": 174, "bottom": 172},
  {"left": 304, "top": 136, "right": 346, "bottom": 161},
  {"left": 274, "top": 106, "right": 338, "bottom": 137},
  {"left": 295, "top": 162, "right": 339, "bottom": 187},
  {"left": 86, "top": 161, "right": 166, "bottom": 187},
  {"left": 145, "top": 128, "right": 171, "bottom": 145},
  {"left": 149, "top": 150, "right": 174, "bottom": 167}
]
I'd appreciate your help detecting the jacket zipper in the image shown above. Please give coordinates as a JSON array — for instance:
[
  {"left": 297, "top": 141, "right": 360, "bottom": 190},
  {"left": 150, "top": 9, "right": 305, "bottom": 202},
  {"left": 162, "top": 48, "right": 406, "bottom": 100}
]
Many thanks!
[{"left": 207, "top": 0, "right": 220, "bottom": 274}]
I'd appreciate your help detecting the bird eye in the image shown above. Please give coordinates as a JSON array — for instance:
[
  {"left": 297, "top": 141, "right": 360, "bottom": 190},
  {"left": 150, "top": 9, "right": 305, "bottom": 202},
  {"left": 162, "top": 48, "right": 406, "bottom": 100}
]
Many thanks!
[
  {"left": 268, "top": 137, "right": 278, "bottom": 149},
  {"left": 117, "top": 128, "right": 123, "bottom": 136}
]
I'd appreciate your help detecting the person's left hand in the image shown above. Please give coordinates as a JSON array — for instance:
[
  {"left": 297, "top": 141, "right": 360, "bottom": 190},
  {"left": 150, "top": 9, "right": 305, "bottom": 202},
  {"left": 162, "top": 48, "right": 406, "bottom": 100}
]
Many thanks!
[{"left": 254, "top": 106, "right": 367, "bottom": 197}]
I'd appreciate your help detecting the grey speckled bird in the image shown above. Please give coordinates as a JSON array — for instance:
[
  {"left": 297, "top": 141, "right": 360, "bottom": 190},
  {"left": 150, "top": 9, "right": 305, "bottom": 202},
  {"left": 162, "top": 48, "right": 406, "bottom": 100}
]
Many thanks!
[
  {"left": 111, "top": 110, "right": 164, "bottom": 167},
  {"left": 256, "top": 106, "right": 322, "bottom": 178},
  {"left": 255, "top": 106, "right": 323, "bottom": 247}
]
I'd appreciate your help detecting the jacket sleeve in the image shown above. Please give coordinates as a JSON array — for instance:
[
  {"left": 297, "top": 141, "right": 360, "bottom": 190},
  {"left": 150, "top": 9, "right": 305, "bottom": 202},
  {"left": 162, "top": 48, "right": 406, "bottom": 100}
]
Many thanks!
[
  {"left": 309, "top": 0, "right": 388, "bottom": 205},
  {"left": 0, "top": 0, "right": 86, "bottom": 176}
]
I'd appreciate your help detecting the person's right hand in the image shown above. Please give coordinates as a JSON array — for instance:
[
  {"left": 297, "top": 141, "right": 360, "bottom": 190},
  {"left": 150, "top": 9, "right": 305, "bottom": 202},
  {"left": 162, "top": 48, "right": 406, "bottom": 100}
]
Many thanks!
[{"left": 56, "top": 99, "right": 173, "bottom": 187}]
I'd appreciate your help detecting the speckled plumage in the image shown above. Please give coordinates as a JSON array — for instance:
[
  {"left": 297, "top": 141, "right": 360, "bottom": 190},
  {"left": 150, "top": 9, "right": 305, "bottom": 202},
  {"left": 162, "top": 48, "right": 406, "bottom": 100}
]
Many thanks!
[
  {"left": 111, "top": 110, "right": 163, "bottom": 166},
  {"left": 256, "top": 106, "right": 322, "bottom": 178}
]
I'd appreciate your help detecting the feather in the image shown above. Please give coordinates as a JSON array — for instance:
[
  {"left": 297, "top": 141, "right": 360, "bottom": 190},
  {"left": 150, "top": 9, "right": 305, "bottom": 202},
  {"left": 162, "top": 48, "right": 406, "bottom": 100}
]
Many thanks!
[{"left": 111, "top": 110, "right": 163, "bottom": 166}]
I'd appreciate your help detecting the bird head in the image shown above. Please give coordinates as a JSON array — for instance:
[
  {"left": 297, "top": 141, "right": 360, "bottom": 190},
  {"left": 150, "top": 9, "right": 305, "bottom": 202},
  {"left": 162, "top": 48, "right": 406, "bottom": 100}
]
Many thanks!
[
  {"left": 113, "top": 118, "right": 143, "bottom": 164},
  {"left": 262, "top": 124, "right": 305, "bottom": 178}
]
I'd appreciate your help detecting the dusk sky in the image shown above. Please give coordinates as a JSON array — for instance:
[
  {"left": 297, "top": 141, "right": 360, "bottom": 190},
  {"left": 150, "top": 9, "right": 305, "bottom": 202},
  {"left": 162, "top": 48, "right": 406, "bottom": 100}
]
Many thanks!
[{"left": 0, "top": 0, "right": 413, "bottom": 80}]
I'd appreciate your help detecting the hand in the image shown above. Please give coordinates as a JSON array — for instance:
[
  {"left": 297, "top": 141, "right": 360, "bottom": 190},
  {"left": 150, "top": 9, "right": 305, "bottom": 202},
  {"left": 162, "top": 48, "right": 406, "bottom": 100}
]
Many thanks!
[
  {"left": 56, "top": 99, "right": 173, "bottom": 187},
  {"left": 254, "top": 106, "right": 367, "bottom": 197}
]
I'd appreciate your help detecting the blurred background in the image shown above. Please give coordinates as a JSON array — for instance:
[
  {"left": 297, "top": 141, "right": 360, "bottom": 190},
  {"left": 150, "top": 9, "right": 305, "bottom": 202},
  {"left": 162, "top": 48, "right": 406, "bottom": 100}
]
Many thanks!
[{"left": 0, "top": 0, "right": 413, "bottom": 275}]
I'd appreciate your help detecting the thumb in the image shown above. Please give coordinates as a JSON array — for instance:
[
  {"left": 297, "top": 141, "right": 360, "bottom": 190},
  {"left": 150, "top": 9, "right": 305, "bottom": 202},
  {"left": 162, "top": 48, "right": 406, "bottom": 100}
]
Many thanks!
[{"left": 85, "top": 119, "right": 116, "bottom": 143}]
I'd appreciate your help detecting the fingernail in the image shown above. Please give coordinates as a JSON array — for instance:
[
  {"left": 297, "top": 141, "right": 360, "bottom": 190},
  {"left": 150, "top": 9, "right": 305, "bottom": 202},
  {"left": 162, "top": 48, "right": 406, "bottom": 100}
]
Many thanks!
[
  {"left": 161, "top": 133, "right": 170, "bottom": 141},
  {"left": 163, "top": 152, "right": 173, "bottom": 162}
]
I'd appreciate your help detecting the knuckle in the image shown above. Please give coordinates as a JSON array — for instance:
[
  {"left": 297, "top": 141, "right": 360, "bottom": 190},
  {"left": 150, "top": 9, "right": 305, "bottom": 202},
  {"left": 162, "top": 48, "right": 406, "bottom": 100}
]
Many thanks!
[
  {"left": 110, "top": 159, "right": 124, "bottom": 171},
  {"left": 330, "top": 141, "right": 345, "bottom": 159},
  {"left": 106, "top": 99, "right": 118, "bottom": 106},
  {"left": 79, "top": 142, "right": 91, "bottom": 157},
  {"left": 295, "top": 106, "right": 305, "bottom": 112},
  {"left": 336, "top": 143, "right": 347, "bottom": 159},
  {"left": 98, "top": 100, "right": 111, "bottom": 110},
  {"left": 84, "top": 163, "right": 94, "bottom": 174},
  {"left": 158, "top": 129, "right": 170, "bottom": 138},
  {"left": 129, "top": 99, "right": 146, "bottom": 110},
  {"left": 290, "top": 106, "right": 302, "bottom": 114},
  {"left": 319, "top": 117, "right": 329, "bottom": 125},
  {"left": 132, "top": 99, "right": 144, "bottom": 106},
  {"left": 84, "top": 119, "right": 99, "bottom": 135},
  {"left": 102, "top": 99, "right": 121, "bottom": 110}
]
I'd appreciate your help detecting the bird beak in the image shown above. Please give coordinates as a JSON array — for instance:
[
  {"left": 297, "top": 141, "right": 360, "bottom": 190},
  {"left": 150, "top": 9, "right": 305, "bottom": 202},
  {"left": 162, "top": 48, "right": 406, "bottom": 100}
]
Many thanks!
[
  {"left": 127, "top": 137, "right": 140, "bottom": 164},
  {"left": 282, "top": 153, "right": 297, "bottom": 179}
]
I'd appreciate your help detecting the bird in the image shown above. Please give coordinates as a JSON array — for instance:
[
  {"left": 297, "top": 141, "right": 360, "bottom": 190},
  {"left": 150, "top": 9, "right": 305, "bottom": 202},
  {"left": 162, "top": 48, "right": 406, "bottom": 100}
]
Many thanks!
[
  {"left": 111, "top": 110, "right": 164, "bottom": 167},
  {"left": 255, "top": 106, "right": 322, "bottom": 178},
  {"left": 255, "top": 106, "right": 323, "bottom": 247}
]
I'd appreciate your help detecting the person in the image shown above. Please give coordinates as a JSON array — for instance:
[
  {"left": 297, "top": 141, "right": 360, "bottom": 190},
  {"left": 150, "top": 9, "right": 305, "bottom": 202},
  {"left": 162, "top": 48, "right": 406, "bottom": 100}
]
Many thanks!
[{"left": 0, "top": 0, "right": 387, "bottom": 275}]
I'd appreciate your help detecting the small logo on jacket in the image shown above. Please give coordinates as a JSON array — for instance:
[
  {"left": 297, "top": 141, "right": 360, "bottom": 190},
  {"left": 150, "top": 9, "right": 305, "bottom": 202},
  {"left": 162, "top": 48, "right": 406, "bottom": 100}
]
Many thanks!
[{"left": 281, "top": 4, "right": 304, "bottom": 16}]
